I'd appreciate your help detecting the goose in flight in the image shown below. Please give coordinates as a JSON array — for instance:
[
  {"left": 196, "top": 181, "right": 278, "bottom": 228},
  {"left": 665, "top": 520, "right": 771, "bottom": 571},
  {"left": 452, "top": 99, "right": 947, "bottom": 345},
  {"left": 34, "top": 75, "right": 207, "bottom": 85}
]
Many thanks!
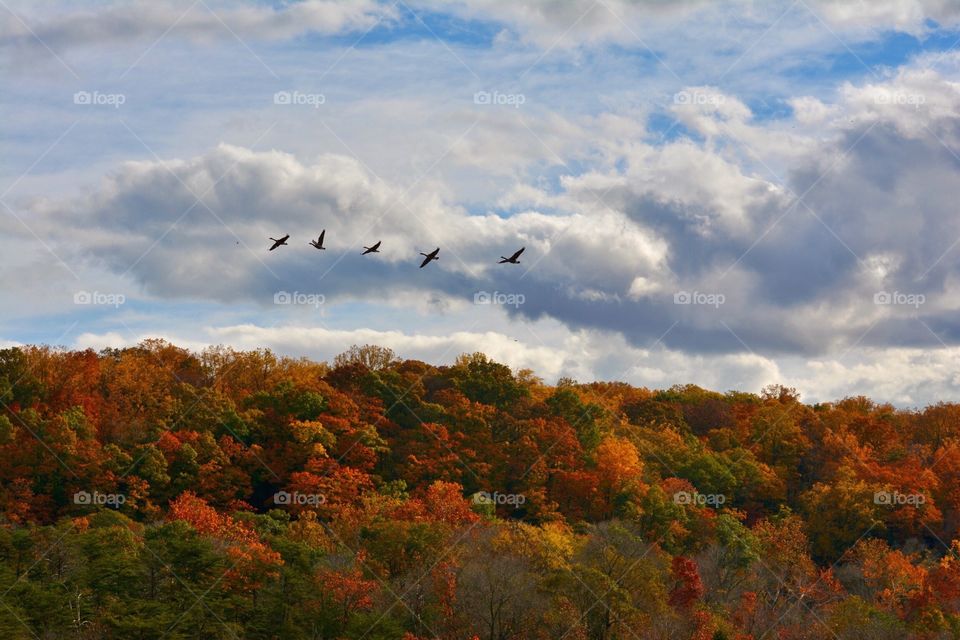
[
  {"left": 268, "top": 235, "right": 289, "bottom": 251},
  {"left": 309, "top": 230, "right": 326, "bottom": 250},
  {"left": 499, "top": 247, "right": 525, "bottom": 264},
  {"left": 419, "top": 247, "right": 440, "bottom": 269},
  {"left": 362, "top": 241, "right": 381, "bottom": 255}
]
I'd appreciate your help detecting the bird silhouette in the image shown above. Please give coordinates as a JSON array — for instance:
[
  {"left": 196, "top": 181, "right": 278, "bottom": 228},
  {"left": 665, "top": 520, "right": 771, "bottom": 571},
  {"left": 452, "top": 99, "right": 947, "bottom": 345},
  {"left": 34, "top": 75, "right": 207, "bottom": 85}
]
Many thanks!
[
  {"left": 419, "top": 247, "right": 440, "bottom": 268},
  {"left": 268, "top": 235, "right": 290, "bottom": 251},
  {"left": 499, "top": 247, "right": 525, "bottom": 264},
  {"left": 309, "top": 230, "right": 326, "bottom": 250},
  {"left": 362, "top": 241, "right": 381, "bottom": 255}
]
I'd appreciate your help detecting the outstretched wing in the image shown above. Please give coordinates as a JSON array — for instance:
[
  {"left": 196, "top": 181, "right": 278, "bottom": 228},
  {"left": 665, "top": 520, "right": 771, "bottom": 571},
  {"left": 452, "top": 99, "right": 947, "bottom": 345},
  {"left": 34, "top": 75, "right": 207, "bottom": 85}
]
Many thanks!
[
  {"left": 419, "top": 254, "right": 432, "bottom": 268},
  {"left": 372, "top": 240, "right": 381, "bottom": 250},
  {"left": 319, "top": 230, "right": 325, "bottom": 245},
  {"left": 510, "top": 247, "right": 525, "bottom": 261}
]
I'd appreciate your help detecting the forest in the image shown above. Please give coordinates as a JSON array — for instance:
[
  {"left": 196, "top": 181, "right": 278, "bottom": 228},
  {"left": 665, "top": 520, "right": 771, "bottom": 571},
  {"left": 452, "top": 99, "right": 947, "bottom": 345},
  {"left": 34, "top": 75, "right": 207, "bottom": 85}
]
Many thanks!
[{"left": 0, "top": 340, "right": 958, "bottom": 639}]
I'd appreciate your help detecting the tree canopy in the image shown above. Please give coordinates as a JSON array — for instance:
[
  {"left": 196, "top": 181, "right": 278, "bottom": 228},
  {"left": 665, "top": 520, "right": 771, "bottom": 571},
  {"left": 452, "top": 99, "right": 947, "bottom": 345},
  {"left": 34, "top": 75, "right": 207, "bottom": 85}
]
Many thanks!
[{"left": 0, "top": 341, "right": 956, "bottom": 639}]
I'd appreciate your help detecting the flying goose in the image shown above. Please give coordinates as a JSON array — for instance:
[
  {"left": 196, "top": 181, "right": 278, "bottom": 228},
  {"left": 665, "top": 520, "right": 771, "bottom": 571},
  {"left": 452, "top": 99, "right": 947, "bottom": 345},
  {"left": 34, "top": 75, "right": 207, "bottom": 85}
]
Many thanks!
[
  {"left": 419, "top": 247, "right": 440, "bottom": 269},
  {"left": 309, "top": 230, "right": 326, "bottom": 250},
  {"left": 362, "top": 241, "right": 382, "bottom": 255},
  {"left": 499, "top": 247, "right": 525, "bottom": 264},
  {"left": 268, "top": 235, "right": 290, "bottom": 251}
]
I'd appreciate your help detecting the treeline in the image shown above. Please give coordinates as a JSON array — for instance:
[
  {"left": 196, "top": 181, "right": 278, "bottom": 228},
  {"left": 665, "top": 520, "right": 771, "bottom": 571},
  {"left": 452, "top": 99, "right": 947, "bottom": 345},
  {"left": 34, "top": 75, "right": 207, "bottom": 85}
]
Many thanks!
[{"left": 0, "top": 340, "right": 958, "bottom": 638}]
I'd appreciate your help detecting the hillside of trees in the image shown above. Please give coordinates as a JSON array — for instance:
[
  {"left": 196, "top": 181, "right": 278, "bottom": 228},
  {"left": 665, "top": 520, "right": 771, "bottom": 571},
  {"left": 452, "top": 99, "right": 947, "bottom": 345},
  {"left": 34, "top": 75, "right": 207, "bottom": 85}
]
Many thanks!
[{"left": 1, "top": 340, "right": 959, "bottom": 638}]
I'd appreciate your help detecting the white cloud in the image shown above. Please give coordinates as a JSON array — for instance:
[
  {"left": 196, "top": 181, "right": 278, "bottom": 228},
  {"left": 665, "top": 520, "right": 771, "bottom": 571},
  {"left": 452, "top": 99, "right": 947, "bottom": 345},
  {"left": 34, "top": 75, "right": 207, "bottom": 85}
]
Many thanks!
[
  {"left": 0, "top": 0, "right": 392, "bottom": 56},
  {"left": 16, "top": 141, "right": 670, "bottom": 301},
  {"left": 413, "top": 0, "right": 960, "bottom": 51},
  {"left": 809, "top": 0, "right": 960, "bottom": 34},
  {"left": 410, "top": 0, "right": 712, "bottom": 49}
]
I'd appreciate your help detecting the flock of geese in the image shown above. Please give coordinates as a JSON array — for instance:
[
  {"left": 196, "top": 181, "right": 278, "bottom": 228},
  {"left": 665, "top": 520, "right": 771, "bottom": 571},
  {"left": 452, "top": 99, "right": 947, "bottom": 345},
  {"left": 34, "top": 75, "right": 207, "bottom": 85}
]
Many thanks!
[{"left": 268, "top": 230, "right": 526, "bottom": 268}]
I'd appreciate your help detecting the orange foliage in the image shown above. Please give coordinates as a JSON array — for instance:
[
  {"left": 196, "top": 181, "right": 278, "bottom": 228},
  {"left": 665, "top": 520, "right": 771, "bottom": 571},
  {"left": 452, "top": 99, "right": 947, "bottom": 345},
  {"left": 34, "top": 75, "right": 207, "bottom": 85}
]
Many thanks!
[{"left": 169, "top": 491, "right": 282, "bottom": 593}]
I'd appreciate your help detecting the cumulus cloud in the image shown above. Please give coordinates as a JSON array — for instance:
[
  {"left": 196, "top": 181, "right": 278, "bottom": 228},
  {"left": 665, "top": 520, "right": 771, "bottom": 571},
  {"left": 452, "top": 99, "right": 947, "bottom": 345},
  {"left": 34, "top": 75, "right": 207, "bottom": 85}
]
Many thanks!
[
  {"left": 16, "top": 141, "right": 668, "bottom": 305},
  {"left": 13, "top": 57, "right": 960, "bottom": 364}
]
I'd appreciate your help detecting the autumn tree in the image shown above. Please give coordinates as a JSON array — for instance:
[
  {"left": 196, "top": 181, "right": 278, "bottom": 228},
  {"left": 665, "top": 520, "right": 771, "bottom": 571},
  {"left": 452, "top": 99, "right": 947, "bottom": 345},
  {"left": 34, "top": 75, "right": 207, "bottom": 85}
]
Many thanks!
[{"left": 334, "top": 344, "right": 398, "bottom": 371}]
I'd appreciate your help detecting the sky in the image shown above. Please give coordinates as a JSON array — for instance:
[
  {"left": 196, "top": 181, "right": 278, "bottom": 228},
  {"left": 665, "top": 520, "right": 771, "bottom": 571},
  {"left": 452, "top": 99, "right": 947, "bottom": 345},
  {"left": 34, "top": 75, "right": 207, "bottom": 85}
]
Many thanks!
[{"left": 4, "top": 0, "right": 960, "bottom": 406}]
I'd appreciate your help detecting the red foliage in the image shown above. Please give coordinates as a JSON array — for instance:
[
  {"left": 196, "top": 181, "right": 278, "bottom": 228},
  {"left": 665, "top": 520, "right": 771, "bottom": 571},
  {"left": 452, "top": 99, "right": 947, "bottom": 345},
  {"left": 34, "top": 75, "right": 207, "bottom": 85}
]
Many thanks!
[
  {"left": 169, "top": 491, "right": 282, "bottom": 593},
  {"left": 668, "top": 556, "right": 704, "bottom": 609}
]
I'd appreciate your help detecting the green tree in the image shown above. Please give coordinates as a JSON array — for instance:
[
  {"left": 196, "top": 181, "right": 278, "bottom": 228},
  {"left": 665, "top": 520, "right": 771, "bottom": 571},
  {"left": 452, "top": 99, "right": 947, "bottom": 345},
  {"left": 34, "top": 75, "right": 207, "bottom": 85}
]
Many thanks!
[{"left": 451, "top": 353, "right": 529, "bottom": 410}]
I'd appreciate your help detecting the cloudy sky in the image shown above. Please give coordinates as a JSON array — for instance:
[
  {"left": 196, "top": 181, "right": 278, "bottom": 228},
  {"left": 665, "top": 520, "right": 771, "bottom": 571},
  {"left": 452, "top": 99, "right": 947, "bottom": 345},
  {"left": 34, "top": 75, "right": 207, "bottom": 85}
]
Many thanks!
[{"left": 4, "top": 0, "right": 960, "bottom": 405}]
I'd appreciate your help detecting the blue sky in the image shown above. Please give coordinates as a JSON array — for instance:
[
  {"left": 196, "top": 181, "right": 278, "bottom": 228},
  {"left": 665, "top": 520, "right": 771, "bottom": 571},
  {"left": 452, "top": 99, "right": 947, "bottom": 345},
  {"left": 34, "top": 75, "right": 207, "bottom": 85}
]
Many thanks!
[{"left": 5, "top": 0, "right": 960, "bottom": 405}]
